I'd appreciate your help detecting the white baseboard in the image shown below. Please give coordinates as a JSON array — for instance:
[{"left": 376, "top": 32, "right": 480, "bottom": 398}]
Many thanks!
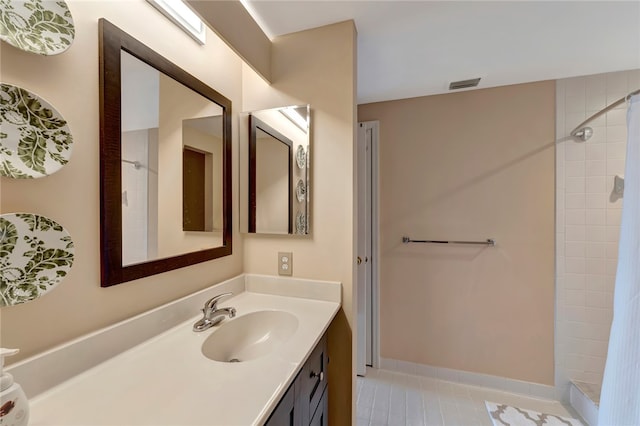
[{"left": 379, "top": 357, "right": 560, "bottom": 401}]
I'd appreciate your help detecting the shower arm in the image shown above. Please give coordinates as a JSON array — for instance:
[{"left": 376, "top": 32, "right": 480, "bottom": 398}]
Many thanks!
[{"left": 571, "top": 89, "right": 640, "bottom": 140}]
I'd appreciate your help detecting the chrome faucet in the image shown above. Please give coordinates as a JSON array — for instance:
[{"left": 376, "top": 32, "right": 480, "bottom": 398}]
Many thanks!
[{"left": 193, "top": 292, "right": 236, "bottom": 332}]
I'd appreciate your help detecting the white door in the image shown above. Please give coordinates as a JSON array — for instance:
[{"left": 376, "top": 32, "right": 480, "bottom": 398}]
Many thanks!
[{"left": 357, "top": 121, "right": 378, "bottom": 376}]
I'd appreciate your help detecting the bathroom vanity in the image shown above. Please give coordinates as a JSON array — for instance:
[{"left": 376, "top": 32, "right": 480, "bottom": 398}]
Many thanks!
[
  {"left": 10, "top": 275, "right": 340, "bottom": 425},
  {"left": 265, "top": 334, "right": 328, "bottom": 426}
]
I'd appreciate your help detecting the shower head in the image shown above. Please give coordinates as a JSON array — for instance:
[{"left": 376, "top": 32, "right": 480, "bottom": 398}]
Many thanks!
[{"left": 571, "top": 126, "right": 593, "bottom": 141}]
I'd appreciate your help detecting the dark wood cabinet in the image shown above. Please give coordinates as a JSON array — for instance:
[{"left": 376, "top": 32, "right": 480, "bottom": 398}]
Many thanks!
[{"left": 264, "top": 334, "right": 328, "bottom": 426}]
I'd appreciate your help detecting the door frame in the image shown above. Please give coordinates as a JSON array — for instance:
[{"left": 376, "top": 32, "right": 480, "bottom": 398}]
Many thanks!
[{"left": 357, "top": 120, "right": 380, "bottom": 374}]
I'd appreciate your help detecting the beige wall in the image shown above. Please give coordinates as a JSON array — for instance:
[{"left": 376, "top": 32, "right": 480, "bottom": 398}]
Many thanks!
[
  {"left": 359, "top": 81, "right": 556, "bottom": 385},
  {"left": 0, "top": 1, "right": 243, "bottom": 361},
  {"left": 241, "top": 21, "right": 357, "bottom": 425}
]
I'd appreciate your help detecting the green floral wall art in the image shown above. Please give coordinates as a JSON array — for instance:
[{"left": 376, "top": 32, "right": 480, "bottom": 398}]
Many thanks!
[
  {"left": 0, "top": 0, "right": 75, "bottom": 55},
  {"left": 0, "top": 82, "right": 73, "bottom": 179},
  {"left": 0, "top": 213, "right": 74, "bottom": 307}
]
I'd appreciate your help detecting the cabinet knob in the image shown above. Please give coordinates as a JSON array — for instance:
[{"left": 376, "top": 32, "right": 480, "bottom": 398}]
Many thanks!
[{"left": 310, "top": 371, "right": 324, "bottom": 381}]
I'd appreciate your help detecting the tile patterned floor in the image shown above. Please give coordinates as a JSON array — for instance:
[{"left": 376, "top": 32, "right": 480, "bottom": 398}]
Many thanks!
[{"left": 356, "top": 368, "right": 580, "bottom": 426}]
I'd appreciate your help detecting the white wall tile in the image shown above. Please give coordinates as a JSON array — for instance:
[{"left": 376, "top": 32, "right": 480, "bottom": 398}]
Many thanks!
[
  {"left": 585, "top": 74, "right": 606, "bottom": 94},
  {"left": 565, "top": 210, "right": 585, "bottom": 225},
  {"left": 565, "top": 257, "right": 586, "bottom": 273},
  {"left": 586, "top": 176, "right": 606, "bottom": 193},
  {"left": 585, "top": 242, "right": 605, "bottom": 258},
  {"left": 565, "top": 161, "right": 585, "bottom": 177},
  {"left": 566, "top": 93, "right": 586, "bottom": 113},
  {"left": 607, "top": 125, "right": 627, "bottom": 143},
  {"left": 607, "top": 158, "right": 626, "bottom": 175},
  {"left": 585, "top": 144, "right": 606, "bottom": 161},
  {"left": 585, "top": 160, "right": 606, "bottom": 176},
  {"left": 607, "top": 142, "right": 626, "bottom": 159},
  {"left": 585, "top": 90, "right": 606, "bottom": 111},
  {"left": 566, "top": 177, "right": 585, "bottom": 193},
  {"left": 564, "top": 306, "right": 587, "bottom": 322},
  {"left": 606, "top": 209, "right": 622, "bottom": 226},
  {"left": 566, "top": 194, "right": 586, "bottom": 209},
  {"left": 586, "top": 291, "right": 609, "bottom": 308},
  {"left": 605, "top": 71, "right": 628, "bottom": 94},
  {"left": 565, "top": 242, "right": 585, "bottom": 258},
  {"left": 585, "top": 258, "right": 605, "bottom": 275},
  {"left": 629, "top": 70, "right": 640, "bottom": 90},
  {"left": 565, "top": 143, "right": 586, "bottom": 161},
  {"left": 556, "top": 70, "right": 634, "bottom": 398},
  {"left": 605, "top": 242, "right": 618, "bottom": 259},
  {"left": 565, "top": 273, "right": 585, "bottom": 289},
  {"left": 585, "top": 193, "right": 606, "bottom": 209},
  {"left": 566, "top": 289, "right": 586, "bottom": 306},
  {"left": 606, "top": 109, "right": 627, "bottom": 126},
  {"left": 586, "top": 225, "right": 606, "bottom": 242},
  {"left": 566, "top": 225, "right": 586, "bottom": 241},
  {"left": 585, "top": 209, "right": 606, "bottom": 225},
  {"left": 565, "top": 78, "right": 586, "bottom": 97},
  {"left": 606, "top": 225, "right": 620, "bottom": 242},
  {"left": 586, "top": 274, "right": 606, "bottom": 291}
]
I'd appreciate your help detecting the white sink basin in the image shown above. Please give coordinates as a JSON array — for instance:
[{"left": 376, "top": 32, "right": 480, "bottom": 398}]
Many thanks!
[{"left": 201, "top": 310, "right": 298, "bottom": 363}]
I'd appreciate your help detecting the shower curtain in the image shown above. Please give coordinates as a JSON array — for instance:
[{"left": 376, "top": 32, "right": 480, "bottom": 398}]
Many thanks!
[{"left": 598, "top": 94, "right": 640, "bottom": 425}]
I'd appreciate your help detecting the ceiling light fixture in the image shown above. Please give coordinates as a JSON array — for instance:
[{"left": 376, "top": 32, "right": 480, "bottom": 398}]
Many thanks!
[{"left": 147, "top": 0, "right": 206, "bottom": 45}]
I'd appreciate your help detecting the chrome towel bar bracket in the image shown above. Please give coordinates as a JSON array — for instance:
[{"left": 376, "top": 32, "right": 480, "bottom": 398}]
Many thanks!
[{"left": 402, "top": 236, "right": 496, "bottom": 246}]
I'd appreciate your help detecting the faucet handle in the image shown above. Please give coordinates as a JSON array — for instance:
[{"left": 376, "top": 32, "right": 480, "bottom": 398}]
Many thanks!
[{"left": 204, "top": 292, "right": 233, "bottom": 310}]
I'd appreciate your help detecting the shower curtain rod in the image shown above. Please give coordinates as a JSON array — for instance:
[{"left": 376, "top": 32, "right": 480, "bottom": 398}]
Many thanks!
[{"left": 571, "top": 88, "right": 640, "bottom": 139}]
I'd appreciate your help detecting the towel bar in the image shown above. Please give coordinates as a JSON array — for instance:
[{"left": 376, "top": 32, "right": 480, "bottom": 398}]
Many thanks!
[{"left": 402, "top": 236, "right": 496, "bottom": 246}]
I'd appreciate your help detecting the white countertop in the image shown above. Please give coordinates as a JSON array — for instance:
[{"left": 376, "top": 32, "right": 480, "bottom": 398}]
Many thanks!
[{"left": 24, "top": 276, "right": 340, "bottom": 425}]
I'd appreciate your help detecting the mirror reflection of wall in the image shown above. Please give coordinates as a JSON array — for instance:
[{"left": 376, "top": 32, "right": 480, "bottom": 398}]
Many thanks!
[
  {"left": 182, "top": 116, "right": 223, "bottom": 233},
  {"left": 120, "top": 50, "right": 223, "bottom": 266},
  {"left": 240, "top": 105, "right": 310, "bottom": 235},
  {"left": 251, "top": 116, "right": 292, "bottom": 234}
]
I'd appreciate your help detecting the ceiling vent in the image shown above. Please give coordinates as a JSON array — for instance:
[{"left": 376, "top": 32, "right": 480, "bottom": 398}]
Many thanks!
[{"left": 449, "top": 78, "right": 481, "bottom": 90}]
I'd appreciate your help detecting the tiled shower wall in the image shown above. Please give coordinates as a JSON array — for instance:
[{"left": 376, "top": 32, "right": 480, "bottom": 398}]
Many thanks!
[{"left": 556, "top": 69, "right": 640, "bottom": 397}]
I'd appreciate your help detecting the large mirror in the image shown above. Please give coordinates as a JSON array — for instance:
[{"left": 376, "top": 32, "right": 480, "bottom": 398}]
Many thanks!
[
  {"left": 239, "top": 105, "right": 310, "bottom": 235},
  {"left": 99, "top": 19, "right": 232, "bottom": 287}
]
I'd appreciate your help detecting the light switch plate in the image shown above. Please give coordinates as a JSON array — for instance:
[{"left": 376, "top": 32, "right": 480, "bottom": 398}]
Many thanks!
[{"left": 278, "top": 252, "right": 293, "bottom": 276}]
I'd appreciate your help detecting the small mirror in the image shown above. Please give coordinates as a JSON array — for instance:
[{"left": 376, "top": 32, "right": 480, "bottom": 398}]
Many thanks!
[
  {"left": 100, "top": 19, "right": 232, "bottom": 287},
  {"left": 240, "top": 106, "right": 310, "bottom": 235}
]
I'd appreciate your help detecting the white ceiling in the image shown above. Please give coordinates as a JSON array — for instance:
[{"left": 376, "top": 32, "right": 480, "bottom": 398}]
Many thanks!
[{"left": 243, "top": 1, "right": 640, "bottom": 104}]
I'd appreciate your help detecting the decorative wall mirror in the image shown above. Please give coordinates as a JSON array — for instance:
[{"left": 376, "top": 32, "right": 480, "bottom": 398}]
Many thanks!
[
  {"left": 99, "top": 19, "right": 232, "bottom": 287},
  {"left": 239, "top": 105, "right": 310, "bottom": 235}
]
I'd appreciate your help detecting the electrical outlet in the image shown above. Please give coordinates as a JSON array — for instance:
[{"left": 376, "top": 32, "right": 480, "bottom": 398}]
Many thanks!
[{"left": 278, "top": 252, "right": 293, "bottom": 276}]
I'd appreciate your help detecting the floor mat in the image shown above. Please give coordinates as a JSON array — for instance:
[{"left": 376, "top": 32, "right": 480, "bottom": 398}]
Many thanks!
[{"left": 485, "top": 401, "right": 584, "bottom": 426}]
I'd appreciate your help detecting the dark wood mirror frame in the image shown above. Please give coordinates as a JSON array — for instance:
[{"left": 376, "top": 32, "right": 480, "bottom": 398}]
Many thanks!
[
  {"left": 248, "top": 115, "right": 293, "bottom": 234},
  {"left": 99, "top": 19, "right": 232, "bottom": 287}
]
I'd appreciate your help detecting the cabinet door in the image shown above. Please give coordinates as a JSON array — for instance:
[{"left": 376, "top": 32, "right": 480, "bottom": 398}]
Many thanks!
[
  {"left": 309, "top": 387, "right": 328, "bottom": 426},
  {"left": 265, "top": 381, "right": 296, "bottom": 426}
]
